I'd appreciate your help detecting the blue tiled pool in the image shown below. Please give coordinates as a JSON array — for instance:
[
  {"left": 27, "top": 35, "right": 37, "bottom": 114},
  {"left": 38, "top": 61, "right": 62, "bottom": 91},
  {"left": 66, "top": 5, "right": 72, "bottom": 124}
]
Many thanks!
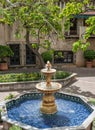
[{"left": 6, "top": 93, "right": 93, "bottom": 129}]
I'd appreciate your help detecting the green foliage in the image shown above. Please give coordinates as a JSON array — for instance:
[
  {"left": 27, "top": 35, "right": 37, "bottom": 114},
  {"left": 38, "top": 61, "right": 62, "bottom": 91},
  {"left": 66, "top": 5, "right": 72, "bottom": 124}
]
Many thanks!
[
  {"left": 59, "top": 0, "right": 94, "bottom": 49},
  {"left": 61, "top": 0, "right": 95, "bottom": 41},
  {"left": 0, "top": 0, "right": 93, "bottom": 62},
  {"left": 60, "top": 1, "right": 83, "bottom": 30},
  {"left": 41, "top": 50, "right": 53, "bottom": 63},
  {"left": 0, "top": 72, "right": 41, "bottom": 82},
  {"left": 55, "top": 71, "right": 70, "bottom": 79},
  {"left": 84, "top": 17, "right": 95, "bottom": 39},
  {"left": 0, "top": 71, "right": 70, "bottom": 83},
  {"left": 0, "top": 108, "right": 2, "bottom": 113},
  {"left": 54, "top": 51, "right": 64, "bottom": 58},
  {"left": 31, "top": 43, "right": 38, "bottom": 49},
  {"left": 72, "top": 40, "right": 90, "bottom": 52},
  {"left": 0, "top": 0, "right": 62, "bottom": 38},
  {"left": 84, "top": 50, "right": 95, "bottom": 61},
  {"left": 9, "top": 125, "right": 22, "bottom": 130},
  {"left": 0, "top": 45, "right": 14, "bottom": 62},
  {"left": 0, "top": 0, "right": 63, "bottom": 67},
  {"left": 5, "top": 93, "right": 15, "bottom": 100},
  {"left": 88, "top": 98, "right": 95, "bottom": 105},
  {"left": 60, "top": 2, "right": 82, "bottom": 18},
  {"left": 83, "top": 0, "right": 90, "bottom": 4},
  {"left": 41, "top": 40, "right": 52, "bottom": 50}
]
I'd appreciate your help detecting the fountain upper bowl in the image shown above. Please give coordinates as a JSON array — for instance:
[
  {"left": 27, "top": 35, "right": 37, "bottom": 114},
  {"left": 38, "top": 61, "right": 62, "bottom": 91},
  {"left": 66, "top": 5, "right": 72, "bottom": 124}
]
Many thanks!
[{"left": 41, "top": 68, "right": 56, "bottom": 74}]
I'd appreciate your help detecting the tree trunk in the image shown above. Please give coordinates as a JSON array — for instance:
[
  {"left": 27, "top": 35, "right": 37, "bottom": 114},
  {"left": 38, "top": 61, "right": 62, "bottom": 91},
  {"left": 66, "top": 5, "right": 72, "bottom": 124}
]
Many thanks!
[{"left": 26, "top": 28, "right": 45, "bottom": 68}]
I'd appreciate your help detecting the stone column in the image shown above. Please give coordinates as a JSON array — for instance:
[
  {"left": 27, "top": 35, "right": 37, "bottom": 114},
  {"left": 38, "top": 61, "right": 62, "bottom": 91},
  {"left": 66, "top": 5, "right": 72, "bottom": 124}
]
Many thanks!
[
  {"left": 0, "top": 24, "right": 5, "bottom": 44},
  {"left": 75, "top": 19, "right": 86, "bottom": 67},
  {"left": 76, "top": 50, "right": 85, "bottom": 67}
]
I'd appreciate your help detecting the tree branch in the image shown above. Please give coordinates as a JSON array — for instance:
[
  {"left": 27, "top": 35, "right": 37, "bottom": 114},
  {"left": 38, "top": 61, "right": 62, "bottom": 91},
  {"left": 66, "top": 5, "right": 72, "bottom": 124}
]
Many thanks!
[{"left": 43, "top": 18, "right": 59, "bottom": 35}]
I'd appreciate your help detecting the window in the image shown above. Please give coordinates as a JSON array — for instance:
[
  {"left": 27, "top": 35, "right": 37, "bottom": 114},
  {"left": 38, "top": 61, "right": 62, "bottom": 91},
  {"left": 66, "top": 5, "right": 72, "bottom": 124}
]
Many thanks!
[
  {"left": 65, "top": 18, "right": 77, "bottom": 36},
  {"left": 9, "top": 44, "right": 20, "bottom": 65},
  {"left": 54, "top": 51, "right": 73, "bottom": 63},
  {"left": 26, "top": 45, "right": 36, "bottom": 65},
  {"left": 70, "top": 18, "right": 77, "bottom": 35}
]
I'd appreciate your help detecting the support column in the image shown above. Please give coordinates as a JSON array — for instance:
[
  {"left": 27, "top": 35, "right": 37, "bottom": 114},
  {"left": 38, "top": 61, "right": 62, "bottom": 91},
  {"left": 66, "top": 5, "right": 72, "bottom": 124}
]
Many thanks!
[{"left": 76, "top": 50, "right": 85, "bottom": 67}]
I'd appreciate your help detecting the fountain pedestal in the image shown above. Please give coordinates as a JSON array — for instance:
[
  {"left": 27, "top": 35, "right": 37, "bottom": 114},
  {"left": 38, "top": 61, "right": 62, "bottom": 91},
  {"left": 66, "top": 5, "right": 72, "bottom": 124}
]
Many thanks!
[
  {"left": 36, "top": 82, "right": 62, "bottom": 114},
  {"left": 36, "top": 61, "right": 62, "bottom": 114},
  {"left": 41, "top": 93, "right": 57, "bottom": 114}
]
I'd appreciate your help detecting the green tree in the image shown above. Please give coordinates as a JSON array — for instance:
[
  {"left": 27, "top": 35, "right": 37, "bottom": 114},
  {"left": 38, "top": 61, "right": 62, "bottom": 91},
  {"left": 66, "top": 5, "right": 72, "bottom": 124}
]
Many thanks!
[
  {"left": 60, "top": 0, "right": 94, "bottom": 52},
  {"left": 0, "top": 0, "right": 94, "bottom": 67},
  {"left": 0, "top": 0, "right": 63, "bottom": 67}
]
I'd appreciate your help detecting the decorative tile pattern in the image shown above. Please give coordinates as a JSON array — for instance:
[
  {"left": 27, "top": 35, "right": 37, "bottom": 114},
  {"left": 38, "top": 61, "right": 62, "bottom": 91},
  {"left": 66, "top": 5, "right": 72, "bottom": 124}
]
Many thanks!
[{"left": 5, "top": 92, "right": 93, "bottom": 129}]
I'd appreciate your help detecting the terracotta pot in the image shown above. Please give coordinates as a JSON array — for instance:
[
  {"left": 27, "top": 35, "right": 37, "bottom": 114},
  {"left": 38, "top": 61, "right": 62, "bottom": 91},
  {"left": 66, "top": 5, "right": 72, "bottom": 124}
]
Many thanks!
[
  {"left": 0, "top": 63, "right": 8, "bottom": 70},
  {"left": 86, "top": 61, "right": 93, "bottom": 68}
]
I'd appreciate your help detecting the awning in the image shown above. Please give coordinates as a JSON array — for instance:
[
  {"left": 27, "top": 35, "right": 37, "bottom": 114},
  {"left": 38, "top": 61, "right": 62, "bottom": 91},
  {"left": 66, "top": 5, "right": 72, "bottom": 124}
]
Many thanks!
[{"left": 75, "top": 11, "right": 95, "bottom": 19}]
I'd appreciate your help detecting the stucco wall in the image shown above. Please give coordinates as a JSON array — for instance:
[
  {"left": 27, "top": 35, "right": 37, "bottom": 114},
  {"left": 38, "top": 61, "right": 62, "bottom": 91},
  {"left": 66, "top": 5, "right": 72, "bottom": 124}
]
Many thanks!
[{"left": 0, "top": 23, "right": 95, "bottom": 67}]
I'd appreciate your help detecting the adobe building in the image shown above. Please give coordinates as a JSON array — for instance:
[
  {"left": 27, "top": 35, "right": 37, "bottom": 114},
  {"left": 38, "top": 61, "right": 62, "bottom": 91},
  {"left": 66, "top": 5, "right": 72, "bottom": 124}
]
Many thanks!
[{"left": 0, "top": 0, "right": 95, "bottom": 69}]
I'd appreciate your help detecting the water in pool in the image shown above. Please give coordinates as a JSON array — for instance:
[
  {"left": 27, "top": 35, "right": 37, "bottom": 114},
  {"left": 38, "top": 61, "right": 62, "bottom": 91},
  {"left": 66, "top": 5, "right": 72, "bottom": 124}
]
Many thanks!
[{"left": 7, "top": 97, "right": 91, "bottom": 129}]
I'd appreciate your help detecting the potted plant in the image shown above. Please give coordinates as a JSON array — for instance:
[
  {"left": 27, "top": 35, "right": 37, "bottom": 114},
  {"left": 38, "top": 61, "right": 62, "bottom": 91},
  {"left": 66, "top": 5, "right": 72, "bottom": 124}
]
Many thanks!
[
  {"left": 0, "top": 45, "right": 14, "bottom": 70},
  {"left": 84, "top": 49, "right": 95, "bottom": 68}
]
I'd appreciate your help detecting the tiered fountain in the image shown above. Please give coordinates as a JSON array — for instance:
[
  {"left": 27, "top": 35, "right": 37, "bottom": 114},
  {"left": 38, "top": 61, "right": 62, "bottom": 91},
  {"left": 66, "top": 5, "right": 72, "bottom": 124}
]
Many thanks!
[
  {"left": 36, "top": 61, "right": 62, "bottom": 114},
  {"left": 1, "top": 61, "right": 95, "bottom": 130}
]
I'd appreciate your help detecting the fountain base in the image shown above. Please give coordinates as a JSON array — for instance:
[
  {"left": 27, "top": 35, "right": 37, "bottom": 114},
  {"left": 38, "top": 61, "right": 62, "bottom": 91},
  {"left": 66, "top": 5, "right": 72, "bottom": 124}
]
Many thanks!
[
  {"left": 40, "top": 93, "right": 57, "bottom": 114},
  {"left": 36, "top": 62, "right": 62, "bottom": 114}
]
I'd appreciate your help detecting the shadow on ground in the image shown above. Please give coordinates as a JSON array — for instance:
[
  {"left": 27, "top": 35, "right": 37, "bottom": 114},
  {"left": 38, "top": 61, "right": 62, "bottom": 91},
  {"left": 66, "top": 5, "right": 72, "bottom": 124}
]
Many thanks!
[{"left": 63, "top": 84, "right": 95, "bottom": 98}]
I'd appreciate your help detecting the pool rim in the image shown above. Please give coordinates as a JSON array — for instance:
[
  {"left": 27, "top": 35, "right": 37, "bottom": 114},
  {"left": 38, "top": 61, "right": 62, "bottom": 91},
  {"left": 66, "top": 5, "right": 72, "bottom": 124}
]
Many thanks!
[{"left": 1, "top": 92, "right": 95, "bottom": 130}]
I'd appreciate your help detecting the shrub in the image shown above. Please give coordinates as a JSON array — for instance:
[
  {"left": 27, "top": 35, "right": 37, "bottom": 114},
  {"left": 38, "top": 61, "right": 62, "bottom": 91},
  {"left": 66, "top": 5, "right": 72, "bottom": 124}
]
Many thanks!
[
  {"left": 55, "top": 71, "right": 70, "bottom": 79},
  {"left": 84, "top": 50, "right": 95, "bottom": 61},
  {"left": 0, "top": 45, "right": 14, "bottom": 63},
  {"left": 9, "top": 125, "right": 22, "bottom": 130},
  {"left": 5, "top": 93, "right": 15, "bottom": 100},
  {"left": 88, "top": 98, "right": 95, "bottom": 105},
  {"left": 41, "top": 50, "right": 53, "bottom": 63},
  {"left": 0, "top": 71, "right": 70, "bottom": 83}
]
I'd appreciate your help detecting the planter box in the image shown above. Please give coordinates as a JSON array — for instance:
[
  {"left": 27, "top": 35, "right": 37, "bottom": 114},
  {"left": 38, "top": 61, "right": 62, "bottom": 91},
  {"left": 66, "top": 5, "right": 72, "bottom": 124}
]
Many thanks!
[{"left": 0, "top": 73, "right": 77, "bottom": 91}]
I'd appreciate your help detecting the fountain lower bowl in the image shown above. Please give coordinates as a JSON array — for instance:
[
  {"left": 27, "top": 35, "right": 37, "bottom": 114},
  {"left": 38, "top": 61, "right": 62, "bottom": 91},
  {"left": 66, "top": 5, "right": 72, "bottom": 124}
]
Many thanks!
[
  {"left": 36, "top": 82, "right": 62, "bottom": 93},
  {"left": 1, "top": 92, "right": 95, "bottom": 130}
]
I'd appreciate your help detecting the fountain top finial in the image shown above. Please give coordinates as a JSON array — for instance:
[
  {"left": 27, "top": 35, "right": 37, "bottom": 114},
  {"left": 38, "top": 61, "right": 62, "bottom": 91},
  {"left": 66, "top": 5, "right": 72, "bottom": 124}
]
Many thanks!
[{"left": 46, "top": 61, "right": 51, "bottom": 71}]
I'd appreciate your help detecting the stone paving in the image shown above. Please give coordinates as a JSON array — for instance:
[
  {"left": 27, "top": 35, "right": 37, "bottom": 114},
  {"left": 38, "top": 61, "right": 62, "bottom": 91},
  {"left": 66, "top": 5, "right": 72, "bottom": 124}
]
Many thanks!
[{"left": 62, "top": 67, "right": 95, "bottom": 98}]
